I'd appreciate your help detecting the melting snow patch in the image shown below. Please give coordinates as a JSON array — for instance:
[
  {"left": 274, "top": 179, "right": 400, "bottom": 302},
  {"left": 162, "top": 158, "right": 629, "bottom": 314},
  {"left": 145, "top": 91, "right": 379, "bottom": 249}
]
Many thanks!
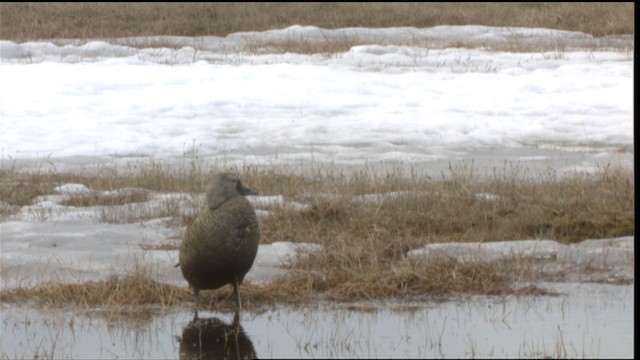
[
  {"left": 407, "top": 237, "right": 634, "bottom": 268},
  {"left": 54, "top": 183, "right": 92, "bottom": 194},
  {"left": 249, "top": 195, "right": 310, "bottom": 211},
  {"left": 0, "top": 40, "right": 26, "bottom": 59},
  {"left": 474, "top": 192, "right": 501, "bottom": 201},
  {"left": 254, "top": 241, "right": 321, "bottom": 267},
  {"left": 246, "top": 242, "right": 322, "bottom": 284},
  {"left": 408, "top": 239, "right": 562, "bottom": 262}
]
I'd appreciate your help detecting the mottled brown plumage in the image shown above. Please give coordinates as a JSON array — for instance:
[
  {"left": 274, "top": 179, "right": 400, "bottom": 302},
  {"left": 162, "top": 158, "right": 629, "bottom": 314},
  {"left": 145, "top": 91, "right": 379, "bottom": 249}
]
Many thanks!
[{"left": 179, "top": 173, "right": 260, "bottom": 314}]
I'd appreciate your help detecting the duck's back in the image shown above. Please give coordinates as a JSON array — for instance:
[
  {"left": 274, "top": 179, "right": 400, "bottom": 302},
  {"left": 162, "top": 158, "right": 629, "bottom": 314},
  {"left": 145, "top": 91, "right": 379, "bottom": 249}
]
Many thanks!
[{"left": 179, "top": 195, "right": 260, "bottom": 291}]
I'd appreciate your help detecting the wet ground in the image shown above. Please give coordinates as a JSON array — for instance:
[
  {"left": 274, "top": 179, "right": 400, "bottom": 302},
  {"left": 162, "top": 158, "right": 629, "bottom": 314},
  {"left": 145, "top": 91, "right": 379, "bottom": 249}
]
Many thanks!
[{"left": 1, "top": 281, "right": 633, "bottom": 359}]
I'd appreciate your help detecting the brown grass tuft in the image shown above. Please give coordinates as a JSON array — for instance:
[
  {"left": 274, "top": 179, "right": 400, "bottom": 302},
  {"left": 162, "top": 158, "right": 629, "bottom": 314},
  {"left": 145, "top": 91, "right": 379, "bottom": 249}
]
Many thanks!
[{"left": 0, "top": 274, "right": 192, "bottom": 308}]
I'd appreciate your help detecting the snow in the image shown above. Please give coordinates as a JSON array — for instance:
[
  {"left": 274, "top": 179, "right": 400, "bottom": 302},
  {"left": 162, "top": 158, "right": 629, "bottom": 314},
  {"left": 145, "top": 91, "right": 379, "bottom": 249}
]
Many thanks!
[
  {"left": 408, "top": 237, "right": 634, "bottom": 267},
  {"left": 0, "top": 25, "right": 634, "bottom": 289},
  {"left": 0, "top": 26, "right": 633, "bottom": 169},
  {"left": 54, "top": 183, "right": 92, "bottom": 194}
]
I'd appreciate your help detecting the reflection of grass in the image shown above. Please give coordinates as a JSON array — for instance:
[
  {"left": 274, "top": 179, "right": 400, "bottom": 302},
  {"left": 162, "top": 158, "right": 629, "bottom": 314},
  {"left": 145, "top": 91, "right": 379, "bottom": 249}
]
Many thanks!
[
  {"left": 2, "top": 297, "right": 615, "bottom": 359},
  {"left": 0, "top": 160, "right": 633, "bottom": 306}
]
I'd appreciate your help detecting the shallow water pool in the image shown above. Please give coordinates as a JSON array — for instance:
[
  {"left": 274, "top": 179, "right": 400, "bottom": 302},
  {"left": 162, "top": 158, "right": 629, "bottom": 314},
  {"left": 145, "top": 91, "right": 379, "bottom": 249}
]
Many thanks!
[{"left": 1, "top": 282, "right": 633, "bottom": 359}]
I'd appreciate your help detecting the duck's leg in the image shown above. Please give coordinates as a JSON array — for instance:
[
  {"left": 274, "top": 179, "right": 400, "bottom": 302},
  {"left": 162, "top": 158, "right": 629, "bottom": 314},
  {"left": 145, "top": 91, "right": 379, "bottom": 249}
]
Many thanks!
[
  {"left": 232, "top": 275, "right": 241, "bottom": 315},
  {"left": 193, "top": 286, "right": 201, "bottom": 306},
  {"left": 193, "top": 286, "right": 200, "bottom": 321}
]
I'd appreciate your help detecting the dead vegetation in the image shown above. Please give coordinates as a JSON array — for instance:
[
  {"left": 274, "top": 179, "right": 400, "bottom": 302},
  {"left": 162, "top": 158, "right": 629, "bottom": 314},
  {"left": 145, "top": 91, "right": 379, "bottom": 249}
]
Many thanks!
[
  {"left": 1, "top": 3, "right": 634, "bottom": 42},
  {"left": 0, "top": 274, "right": 191, "bottom": 308},
  {"left": 0, "top": 161, "right": 633, "bottom": 307},
  {"left": 1, "top": 161, "right": 633, "bottom": 244},
  {"left": 258, "top": 162, "right": 634, "bottom": 246},
  {"left": 0, "top": 257, "right": 549, "bottom": 311}
]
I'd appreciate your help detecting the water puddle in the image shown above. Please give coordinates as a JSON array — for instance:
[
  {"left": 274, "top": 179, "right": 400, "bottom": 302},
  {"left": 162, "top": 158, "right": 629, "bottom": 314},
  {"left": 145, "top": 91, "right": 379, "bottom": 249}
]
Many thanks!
[{"left": 1, "top": 282, "right": 632, "bottom": 359}]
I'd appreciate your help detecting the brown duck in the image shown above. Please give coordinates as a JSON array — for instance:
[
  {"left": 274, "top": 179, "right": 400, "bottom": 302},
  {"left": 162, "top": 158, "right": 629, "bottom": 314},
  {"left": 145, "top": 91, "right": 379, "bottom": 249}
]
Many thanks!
[{"left": 179, "top": 173, "right": 260, "bottom": 314}]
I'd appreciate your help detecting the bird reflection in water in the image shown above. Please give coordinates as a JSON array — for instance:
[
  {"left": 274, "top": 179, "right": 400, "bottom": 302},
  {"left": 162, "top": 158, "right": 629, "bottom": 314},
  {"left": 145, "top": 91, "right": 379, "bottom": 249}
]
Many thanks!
[{"left": 179, "top": 313, "right": 257, "bottom": 360}]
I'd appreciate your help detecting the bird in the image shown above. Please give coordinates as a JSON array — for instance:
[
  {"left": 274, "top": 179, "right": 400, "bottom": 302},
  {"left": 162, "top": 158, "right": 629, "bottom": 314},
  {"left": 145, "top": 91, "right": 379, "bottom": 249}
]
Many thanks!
[{"left": 178, "top": 173, "right": 260, "bottom": 315}]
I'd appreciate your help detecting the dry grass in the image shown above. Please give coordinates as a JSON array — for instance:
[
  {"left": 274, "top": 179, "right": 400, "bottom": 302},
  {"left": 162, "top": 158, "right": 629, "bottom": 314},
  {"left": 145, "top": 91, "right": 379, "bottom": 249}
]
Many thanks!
[
  {"left": 0, "top": 161, "right": 633, "bottom": 307},
  {"left": 270, "top": 257, "right": 551, "bottom": 302},
  {"left": 0, "top": 258, "right": 547, "bottom": 311},
  {"left": 0, "top": 274, "right": 192, "bottom": 308},
  {"left": 258, "top": 163, "right": 634, "bottom": 246},
  {"left": 2, "top": 161, "right": 633, "bottom": 243},
  {"left": 1, "top": 3, "right": 634, "bottom": 42}
]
